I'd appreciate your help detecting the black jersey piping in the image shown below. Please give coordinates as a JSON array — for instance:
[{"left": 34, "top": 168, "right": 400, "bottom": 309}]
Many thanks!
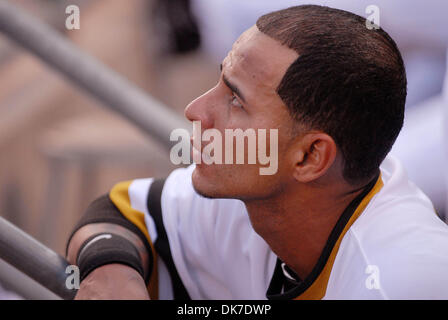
[{"left": 147, "top": 178, "right": 191, "bottom": 300}]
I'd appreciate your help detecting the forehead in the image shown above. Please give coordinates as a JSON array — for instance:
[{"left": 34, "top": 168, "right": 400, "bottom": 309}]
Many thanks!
[{"left": 222, "top": 26, "right": 298, "bottom": 93}]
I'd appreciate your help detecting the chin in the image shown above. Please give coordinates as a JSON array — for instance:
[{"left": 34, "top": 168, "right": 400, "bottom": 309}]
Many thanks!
[
  {"left": 192, "top": 184, "right": 220, "bottom": 199},
  {"left": 191, "top": 166, "right": 226, "bottom": 199},
  {"left": 191, "top": 164, "right": 274, "bottom": 201}
]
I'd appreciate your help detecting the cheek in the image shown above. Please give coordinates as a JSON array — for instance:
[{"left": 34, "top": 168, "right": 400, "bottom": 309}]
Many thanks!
[
  {"left": 236, "top": 170, "right": 287, "bottom": 200},
  {"left": 215, "top": 108, "right": 247, "bottom": 132}
]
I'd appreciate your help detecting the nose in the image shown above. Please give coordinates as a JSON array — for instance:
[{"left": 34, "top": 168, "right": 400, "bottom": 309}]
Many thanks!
[{"left": 184, "top": 89, "right": 214, "bottom": 129}]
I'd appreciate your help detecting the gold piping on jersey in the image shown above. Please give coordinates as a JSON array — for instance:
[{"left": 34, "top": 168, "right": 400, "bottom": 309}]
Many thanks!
[{"left": 110, "top": 180, "right": 159, "bottom": 300}]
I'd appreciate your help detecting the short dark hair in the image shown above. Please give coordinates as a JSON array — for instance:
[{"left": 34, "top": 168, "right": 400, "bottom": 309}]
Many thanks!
[{"left": 257, "top": 5, "right": 407, "bottom": 185}]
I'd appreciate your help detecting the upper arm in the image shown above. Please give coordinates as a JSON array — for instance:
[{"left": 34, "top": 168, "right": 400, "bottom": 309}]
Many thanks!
[{"left": 107, "top": 168, "right": 197, "bottom": 300}]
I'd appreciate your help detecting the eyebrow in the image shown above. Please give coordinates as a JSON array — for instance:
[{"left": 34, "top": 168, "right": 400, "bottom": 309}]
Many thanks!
[{"left": 220, "top": 64, "right": 247, "bottom": 103}]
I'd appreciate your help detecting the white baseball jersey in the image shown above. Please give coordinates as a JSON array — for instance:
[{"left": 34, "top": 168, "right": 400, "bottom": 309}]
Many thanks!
[{"left": 109, "top": 155, "right": 448, "bottom": 299}]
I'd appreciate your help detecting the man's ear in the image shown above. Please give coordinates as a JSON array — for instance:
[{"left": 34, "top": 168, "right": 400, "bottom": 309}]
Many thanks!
[{"left": 291, "top": 132, "right": 337, "bottom": 183}]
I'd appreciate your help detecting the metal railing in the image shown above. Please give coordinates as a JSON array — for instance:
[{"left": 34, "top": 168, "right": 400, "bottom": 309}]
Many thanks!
[
  {"left": 0, "top": 217, "right": 74, "bottom": 300},
  {"left": 0, "top": 0, "right": 189, "bottom": 299}
]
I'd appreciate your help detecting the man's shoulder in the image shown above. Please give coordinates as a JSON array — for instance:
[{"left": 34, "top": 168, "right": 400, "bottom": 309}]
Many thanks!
[
  {"left": 354, "top": 155, "right": 448, "bottom": 259},
  {"left": 357, "top": 155, "right": 440, "bottom": 225},
  {"left": 335, "top": 155, "right": 448, "bottom": 298}
]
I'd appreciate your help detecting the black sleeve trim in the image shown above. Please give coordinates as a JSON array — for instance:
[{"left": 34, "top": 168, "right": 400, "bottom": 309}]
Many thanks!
[
  {"left": 65, "top": 194, "right": 154, "bottom": 284},
  {"left": 147, "top": 179, "right": 191, "bottom": 300}
]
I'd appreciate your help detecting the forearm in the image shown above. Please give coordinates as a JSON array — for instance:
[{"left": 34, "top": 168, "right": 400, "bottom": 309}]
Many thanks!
[{"left": 73, "top": 264, "right": 150, "bottom": 300}]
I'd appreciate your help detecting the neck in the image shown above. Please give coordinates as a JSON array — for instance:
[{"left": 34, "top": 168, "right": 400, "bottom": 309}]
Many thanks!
[{"left": 243, "top": 179, "right": 368, "bottom": 280}]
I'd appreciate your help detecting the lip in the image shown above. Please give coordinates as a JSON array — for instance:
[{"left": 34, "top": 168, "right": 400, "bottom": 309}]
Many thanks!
[
  {"left": 190, "top": 137, "right": 212, "bottom": 164},
  {"left": 190, "top": 137, "right": 202, "bottom": 164},
  {"left": 192, "top": 146, "right": 202, "bottom": 164}
]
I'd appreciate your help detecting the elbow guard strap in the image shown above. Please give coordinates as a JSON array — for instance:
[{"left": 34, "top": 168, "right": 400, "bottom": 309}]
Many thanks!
[{"left": 76, "top": 233, "right": 145, "bottom": 283}]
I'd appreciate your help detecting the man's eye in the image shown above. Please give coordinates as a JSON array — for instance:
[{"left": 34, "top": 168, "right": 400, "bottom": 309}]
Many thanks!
[{"left": 230, "top": 94, "right": 243, "bottom": 109}]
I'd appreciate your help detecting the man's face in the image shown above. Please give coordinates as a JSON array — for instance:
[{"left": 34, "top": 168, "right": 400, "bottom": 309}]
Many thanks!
[{"left": 184, "top": 26, "right": 299, "bottom": 200}]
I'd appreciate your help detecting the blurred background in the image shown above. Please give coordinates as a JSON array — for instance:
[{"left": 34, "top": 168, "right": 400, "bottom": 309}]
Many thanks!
[{"left": 0, "top": 0, "right": 446, "bottom": 298}]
